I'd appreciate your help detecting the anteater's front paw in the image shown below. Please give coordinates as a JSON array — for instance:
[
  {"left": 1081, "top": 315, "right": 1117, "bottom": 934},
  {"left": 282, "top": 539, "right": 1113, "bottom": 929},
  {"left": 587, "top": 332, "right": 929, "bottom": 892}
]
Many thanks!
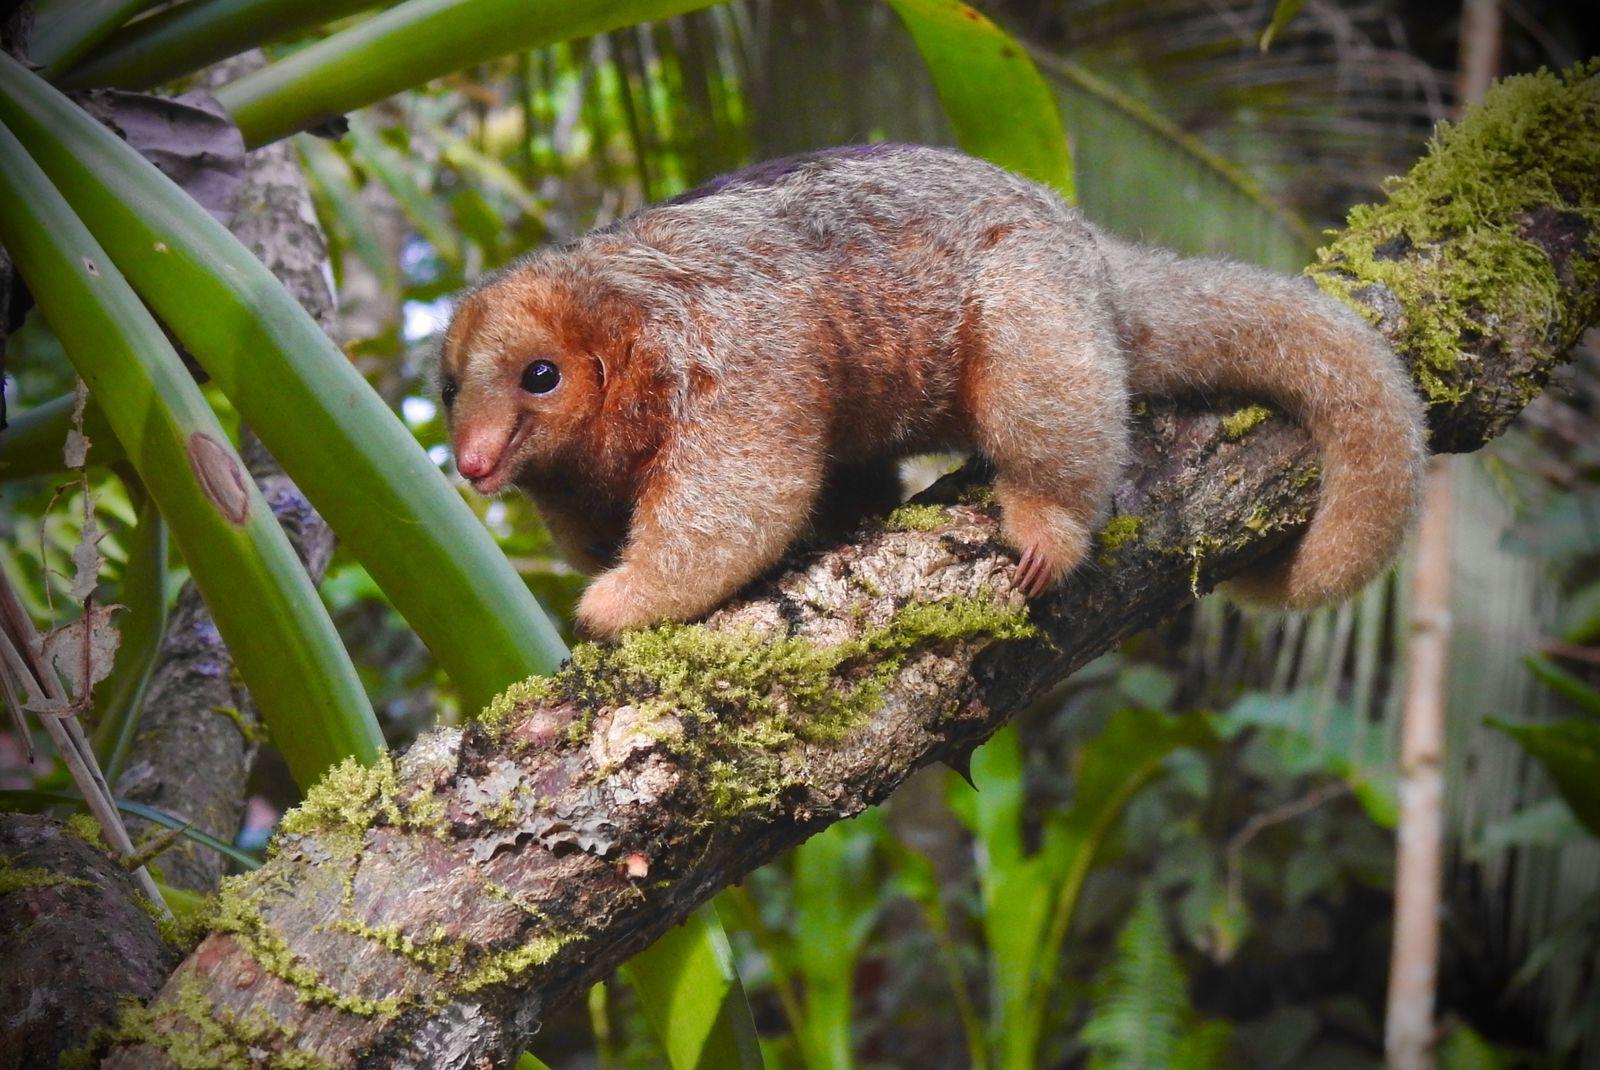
[{"left": 575, "top": 570, "right": 655, "bottom": 639}]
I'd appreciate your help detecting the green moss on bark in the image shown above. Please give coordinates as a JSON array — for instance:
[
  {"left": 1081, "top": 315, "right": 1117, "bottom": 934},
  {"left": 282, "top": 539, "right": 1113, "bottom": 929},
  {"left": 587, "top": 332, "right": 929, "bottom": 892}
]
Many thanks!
[
  {"left": 0, "top": 860, "right": 92, "bottom": 895},
  {"left": 475, "top": 594, "right": 1036, "bottom": 818},
  {"left": 1097, "top": 515, "right": 1144, "bottom": 565},
  {"left": 210, "top": 876, "right": 402, "bottom": 1018},
  {"left": 1312, "top": 61, "right": 1600, "bottom": 407},
  {"left": 883, "top": 503, "right": 951, "bottom": 532},
  {"left": 1220, "top": 404, "right": 1273, "bottom": 439},
  {"left": 65, "top": 812, "right": 104, "bottom": 847},
  {"left": 73, "top": 976, "right": 337, "bottom": 1070}
]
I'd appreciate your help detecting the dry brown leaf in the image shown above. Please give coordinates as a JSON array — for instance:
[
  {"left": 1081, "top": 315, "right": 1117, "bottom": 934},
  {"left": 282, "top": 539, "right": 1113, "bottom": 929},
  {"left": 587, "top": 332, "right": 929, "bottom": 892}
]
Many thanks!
[{"left": 41, "top": 604, "right": 124, "bottom": 704}]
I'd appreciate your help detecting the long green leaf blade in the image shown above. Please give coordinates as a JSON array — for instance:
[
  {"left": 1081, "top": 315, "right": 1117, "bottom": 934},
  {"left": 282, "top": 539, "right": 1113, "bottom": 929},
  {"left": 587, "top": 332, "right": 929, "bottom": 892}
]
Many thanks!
[
  {"left": 622, "top": 903, "right": 765, "bottom": 1070},
  {"left": 1258, "top": 0, "right": 1307, "bottom": 51},
  {"left": 0, "top": 54, "right": 567, "bottom": 711},
  {"left": 883, "top": 0, "right": 1073, "bottom": 196},
  {"left": 1491, "top": 718, "right": 1600, "bottom": 835},
  {"left": 30, "top": 0, "right": 155, "bottom": 78},
  {"left": 0, "top": 787, "right": 264, "bottom": 870},
  {"left": 59, "top": 0, "right": 381, "bottom": 91},
  {"left": 212, "top": 0, "right": 724, "bottom": 147},
  {"left": 0, "top": 121, "right": 381, "bottom": 785}
]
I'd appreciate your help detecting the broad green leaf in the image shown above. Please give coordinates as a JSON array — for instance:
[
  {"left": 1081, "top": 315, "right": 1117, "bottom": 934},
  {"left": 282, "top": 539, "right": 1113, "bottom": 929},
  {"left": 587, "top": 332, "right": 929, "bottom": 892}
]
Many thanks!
[
  {"left": 792, "top": 818, "right": 884, "bottom": 1070},
  {"left": 883, "top": 0, "right": 1072, "bottom": 196},
  {"left": 1490, "top": 718, "right": 1600, "bottom": 836},
  {"left": 0, "top": 117, "right": 381, "bottom": 786},
  {"left": 212, "top": 0, "right": 726, "bottom": 147},
  {"left": 59, "top": 0, "right": 381, "bottom": 91},
  {"left": 622, "top": 903, "right": 764, "bottom": 1070},
  {"left": 0, "top": 54, "right": 568, "bottom": 711},
  {"left": 950, "top": 728, "right": 1049, "bottom": 1062},
  {"left": 1474, "top": 798, "right": 1590, "bottom": 856}
]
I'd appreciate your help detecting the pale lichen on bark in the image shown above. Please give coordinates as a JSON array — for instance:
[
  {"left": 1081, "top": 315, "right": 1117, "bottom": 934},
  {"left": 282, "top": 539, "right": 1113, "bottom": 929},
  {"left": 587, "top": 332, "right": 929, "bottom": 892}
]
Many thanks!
[{"left": 83, "top": 61, "right": 1600, "bottom": 1070}]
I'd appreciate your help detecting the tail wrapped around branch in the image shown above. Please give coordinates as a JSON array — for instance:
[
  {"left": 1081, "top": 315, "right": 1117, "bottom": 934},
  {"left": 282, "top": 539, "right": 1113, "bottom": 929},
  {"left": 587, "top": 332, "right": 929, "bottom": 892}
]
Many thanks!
[{"left": 1101, "top": 237, "right": 1428, "bottom": 608}]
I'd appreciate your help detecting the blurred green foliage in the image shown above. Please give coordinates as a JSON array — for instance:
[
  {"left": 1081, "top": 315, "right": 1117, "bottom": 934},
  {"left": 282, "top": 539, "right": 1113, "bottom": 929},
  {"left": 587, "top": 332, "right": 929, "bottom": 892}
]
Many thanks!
[{"left": 2, "top": 0, "right": 1597, "bottom": 1067}]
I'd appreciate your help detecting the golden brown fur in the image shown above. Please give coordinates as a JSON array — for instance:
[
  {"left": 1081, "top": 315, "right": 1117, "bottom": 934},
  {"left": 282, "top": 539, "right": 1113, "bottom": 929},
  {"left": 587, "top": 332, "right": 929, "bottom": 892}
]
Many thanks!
[{"left": 439, "top": 145, "right": 1426, "bottom": 637}]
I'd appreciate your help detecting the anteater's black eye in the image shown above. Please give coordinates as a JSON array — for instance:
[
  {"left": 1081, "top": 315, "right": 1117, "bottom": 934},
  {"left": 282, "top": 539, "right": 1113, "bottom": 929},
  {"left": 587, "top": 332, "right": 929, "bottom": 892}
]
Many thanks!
[
  {"left": 521, "top": 359, "right": 561, "bottom": 395},
  {"left": 441, "top": 377, "right": 459, "bottom": 408}
]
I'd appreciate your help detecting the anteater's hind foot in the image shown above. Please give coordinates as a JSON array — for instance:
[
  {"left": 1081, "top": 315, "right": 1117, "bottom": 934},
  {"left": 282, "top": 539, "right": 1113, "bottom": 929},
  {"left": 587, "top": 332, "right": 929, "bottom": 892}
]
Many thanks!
[{"left": 996, "top": 484, "right": 1094, "bottom": 599}]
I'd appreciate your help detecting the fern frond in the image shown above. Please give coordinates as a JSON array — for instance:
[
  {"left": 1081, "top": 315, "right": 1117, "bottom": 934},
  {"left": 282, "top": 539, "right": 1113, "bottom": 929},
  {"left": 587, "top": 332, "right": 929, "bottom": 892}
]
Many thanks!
[{"left": 1081, "top": 892, "right": 1188, "bottom": 1070}]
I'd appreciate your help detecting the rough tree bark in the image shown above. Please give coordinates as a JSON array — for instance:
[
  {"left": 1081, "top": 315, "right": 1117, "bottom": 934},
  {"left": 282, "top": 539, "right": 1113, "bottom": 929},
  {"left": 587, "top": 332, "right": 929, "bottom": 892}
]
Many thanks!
[
  {"left": 82, "top": 63, "right": 1600, "bottom": 1070},
  {"left": 0, "top": 815, "right": 176, "bottom": 1068}
]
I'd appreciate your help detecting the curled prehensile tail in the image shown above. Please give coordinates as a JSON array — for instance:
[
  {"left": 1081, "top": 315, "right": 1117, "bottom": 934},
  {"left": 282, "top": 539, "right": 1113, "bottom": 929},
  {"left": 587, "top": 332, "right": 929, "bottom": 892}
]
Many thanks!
[{"left": 1099, "top": 236, "right": 1429, "bottom": 608}]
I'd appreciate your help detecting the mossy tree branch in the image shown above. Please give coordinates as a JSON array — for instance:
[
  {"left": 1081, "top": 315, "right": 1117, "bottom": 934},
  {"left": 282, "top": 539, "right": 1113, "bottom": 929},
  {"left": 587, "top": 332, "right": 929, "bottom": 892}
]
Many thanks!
[
  {"left": 0, "top": 814, "right": 179, "bottom": 1066},
  {"left": 95, "top": 63, "right": 1598, "bottom": 1070}
]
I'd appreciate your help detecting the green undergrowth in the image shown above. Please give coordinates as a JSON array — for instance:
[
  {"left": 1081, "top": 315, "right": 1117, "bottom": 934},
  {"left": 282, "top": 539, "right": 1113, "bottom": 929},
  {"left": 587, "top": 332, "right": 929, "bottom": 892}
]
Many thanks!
[
  {"left": 481, "top": 594, "right": 1038, "bottom": 816},
  {"left": 1312, "top": 60, "right": 1600, "bottom": 407}
]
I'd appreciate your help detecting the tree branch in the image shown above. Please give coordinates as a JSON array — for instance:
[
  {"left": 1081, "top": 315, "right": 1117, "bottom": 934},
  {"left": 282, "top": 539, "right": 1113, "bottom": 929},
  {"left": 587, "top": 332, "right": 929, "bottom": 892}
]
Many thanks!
[
  {"left": 103, "top": 63, "right": 1599, "bottom": 1070},
  {"left": 0, "top": 814, "right": 178, "bottom": 1067}
]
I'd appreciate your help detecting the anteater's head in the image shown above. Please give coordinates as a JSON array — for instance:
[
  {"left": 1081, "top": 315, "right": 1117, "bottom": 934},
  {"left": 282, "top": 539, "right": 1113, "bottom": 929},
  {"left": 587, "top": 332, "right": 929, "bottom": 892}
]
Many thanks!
[{"left": 438, "top": 257, "right": 645, "bottom": 496}]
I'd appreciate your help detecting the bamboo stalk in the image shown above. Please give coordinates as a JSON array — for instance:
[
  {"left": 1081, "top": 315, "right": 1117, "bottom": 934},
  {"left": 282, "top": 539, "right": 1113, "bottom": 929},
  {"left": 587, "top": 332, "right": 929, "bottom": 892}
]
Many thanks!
[
  {"left": 1384, "top": 7, "right": 1499, "bottom": 1061},
  {"left": 1385, "top": 455, "right": 1453, "bottom": 1070}
]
